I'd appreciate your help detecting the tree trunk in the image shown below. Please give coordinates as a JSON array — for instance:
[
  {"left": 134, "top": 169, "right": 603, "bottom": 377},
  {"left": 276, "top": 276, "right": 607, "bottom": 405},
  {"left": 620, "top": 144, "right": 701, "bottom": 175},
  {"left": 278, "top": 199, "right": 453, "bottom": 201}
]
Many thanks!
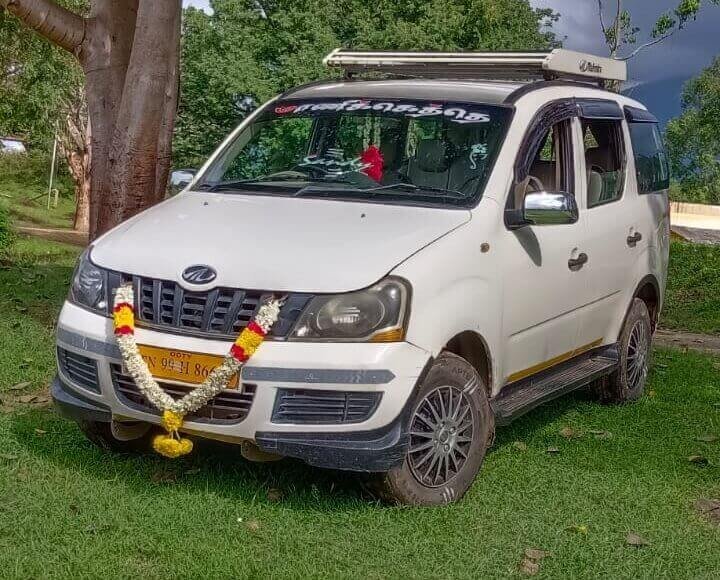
[
  {"left": 2, "top": 0, "right": 182, "bottom": 240},
  {"left": 57, "top": 86, "right": 91, "bottom": 232},
  {"left": 102, "top": 0, "right": 181, "bottom": 232}
]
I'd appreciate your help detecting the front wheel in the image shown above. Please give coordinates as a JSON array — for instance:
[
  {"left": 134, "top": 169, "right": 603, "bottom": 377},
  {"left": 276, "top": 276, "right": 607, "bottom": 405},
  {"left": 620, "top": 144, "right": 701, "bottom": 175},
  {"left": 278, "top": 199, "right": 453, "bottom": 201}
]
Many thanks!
[
  {"left": 596, "top": 298, "right": 652, "bottom": 404},
  {"left": 375, "top": 353, "right": 494, "bottom": 506}
]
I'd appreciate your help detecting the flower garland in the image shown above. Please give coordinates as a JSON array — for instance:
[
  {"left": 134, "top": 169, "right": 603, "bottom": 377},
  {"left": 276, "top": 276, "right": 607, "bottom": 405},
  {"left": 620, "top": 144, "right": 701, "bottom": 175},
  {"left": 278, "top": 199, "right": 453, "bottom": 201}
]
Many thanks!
[{"left": 113, "top": 284, "right": 282, "bottom": 458}]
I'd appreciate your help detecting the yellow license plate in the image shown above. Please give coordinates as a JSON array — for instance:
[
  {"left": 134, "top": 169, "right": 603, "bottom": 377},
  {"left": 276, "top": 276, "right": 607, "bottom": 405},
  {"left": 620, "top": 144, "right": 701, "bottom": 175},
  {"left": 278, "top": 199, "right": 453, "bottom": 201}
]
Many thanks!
[{"left": 137, "top": 345, "right": 239, "bottom": 389}]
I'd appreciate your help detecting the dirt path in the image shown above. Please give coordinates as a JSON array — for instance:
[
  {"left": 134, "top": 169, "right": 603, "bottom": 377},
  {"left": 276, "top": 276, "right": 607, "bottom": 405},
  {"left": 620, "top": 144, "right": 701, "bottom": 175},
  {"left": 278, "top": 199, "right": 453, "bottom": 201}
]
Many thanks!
[
  {"left": 16, "top": 225, "right": 88, "bottom": 247},
  {"left": 655, "top": 329, "right": 720, "bottom": 356}
]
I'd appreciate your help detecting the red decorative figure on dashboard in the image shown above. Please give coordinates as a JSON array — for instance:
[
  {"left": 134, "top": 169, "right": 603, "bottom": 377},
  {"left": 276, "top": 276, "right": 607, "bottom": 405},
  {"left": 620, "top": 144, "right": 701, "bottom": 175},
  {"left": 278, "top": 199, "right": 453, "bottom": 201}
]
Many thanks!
[{"left": 360, "top": 145, "right": 384, "bottom": 182}]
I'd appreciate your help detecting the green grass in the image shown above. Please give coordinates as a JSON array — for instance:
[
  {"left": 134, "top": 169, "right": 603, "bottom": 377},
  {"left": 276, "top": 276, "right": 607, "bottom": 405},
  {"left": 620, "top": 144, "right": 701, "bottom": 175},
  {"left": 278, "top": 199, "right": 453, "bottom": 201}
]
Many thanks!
[
  {"left": 0, "top": 154, "right": 76, "bottom": 230},
  {"left": 664, "top": 241, "right": 720, "bottom": 335},
  {"left": 1, "top": 237, "right": 720, "bottom": 578}
]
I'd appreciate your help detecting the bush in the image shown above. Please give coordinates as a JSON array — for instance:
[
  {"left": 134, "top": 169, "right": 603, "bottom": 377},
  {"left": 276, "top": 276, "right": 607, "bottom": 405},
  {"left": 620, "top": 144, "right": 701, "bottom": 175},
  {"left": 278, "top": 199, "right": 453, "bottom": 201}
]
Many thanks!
[
  {"left": 0, "top": 152, "right": 74, "bottom": 199},
  {"left": 0, "top": 203, "right": 13, "bottom": 251}
]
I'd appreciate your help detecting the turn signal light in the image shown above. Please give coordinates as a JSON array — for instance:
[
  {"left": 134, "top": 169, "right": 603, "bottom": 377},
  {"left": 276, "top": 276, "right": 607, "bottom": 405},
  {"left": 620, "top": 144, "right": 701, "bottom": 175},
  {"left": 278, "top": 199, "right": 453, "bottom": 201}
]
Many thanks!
[{"left": 369, "top": 328, "right": 405, "bottom": 343}]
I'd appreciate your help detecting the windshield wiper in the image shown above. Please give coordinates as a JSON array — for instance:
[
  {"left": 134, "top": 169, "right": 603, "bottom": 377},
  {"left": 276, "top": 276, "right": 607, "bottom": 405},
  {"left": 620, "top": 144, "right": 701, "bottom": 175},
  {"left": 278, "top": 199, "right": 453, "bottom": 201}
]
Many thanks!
[
  {"left": 292, "top": 182, "right": 469, "bottom": 203},
  {"left": 363, "top": 183, "right": 468, "bottom": 199},
  {"left": 206, "top": 174, "right": 309, "bottom": 192}
]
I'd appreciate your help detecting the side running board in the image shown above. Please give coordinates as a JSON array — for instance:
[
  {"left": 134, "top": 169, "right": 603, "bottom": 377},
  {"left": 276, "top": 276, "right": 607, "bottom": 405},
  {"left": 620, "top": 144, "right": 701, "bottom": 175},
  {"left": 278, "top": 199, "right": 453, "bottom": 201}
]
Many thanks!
[{"left": 491, "top": 344, "right": 619, "bottom": 426}]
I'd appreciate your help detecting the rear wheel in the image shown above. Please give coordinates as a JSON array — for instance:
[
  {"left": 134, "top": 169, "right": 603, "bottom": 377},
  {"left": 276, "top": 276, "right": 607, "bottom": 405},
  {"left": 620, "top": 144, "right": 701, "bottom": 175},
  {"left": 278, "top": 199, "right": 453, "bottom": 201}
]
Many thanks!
[
  {"left": 77, "top": 420, "right": 153, "bottom": 454},
  {"left": 375, "top": 353, "right": 494, "bottom": 506},
  {"left": 596, "top": 298, "right": 652, "bottom": 404}
]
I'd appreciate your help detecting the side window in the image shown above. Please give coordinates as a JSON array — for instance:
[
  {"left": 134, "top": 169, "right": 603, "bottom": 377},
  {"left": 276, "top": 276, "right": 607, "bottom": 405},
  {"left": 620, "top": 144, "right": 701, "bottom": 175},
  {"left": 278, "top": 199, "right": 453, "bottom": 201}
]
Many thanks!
[
  {"left": 628, "top": 123, "right": 670, "bottom": 194},
  {"left": 583, "top": 119, "right": 626, "bottom": 208},
  {"left": 511, "top": 119, "right": 574, "bottom": 209}
]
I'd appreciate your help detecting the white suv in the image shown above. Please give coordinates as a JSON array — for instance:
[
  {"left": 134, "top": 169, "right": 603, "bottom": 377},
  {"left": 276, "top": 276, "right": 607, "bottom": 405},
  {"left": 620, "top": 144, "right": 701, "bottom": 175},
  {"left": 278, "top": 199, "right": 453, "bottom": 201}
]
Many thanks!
[{"left": 53, "top": 50, "right": 670, "bottom": 505}]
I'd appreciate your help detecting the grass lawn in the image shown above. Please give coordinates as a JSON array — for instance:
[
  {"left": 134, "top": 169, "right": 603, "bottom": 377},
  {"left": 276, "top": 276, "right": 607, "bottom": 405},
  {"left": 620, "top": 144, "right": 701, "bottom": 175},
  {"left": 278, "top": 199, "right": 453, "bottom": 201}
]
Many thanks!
[
  {"left": 663, "top": 241, "right": 720, "bottom": 335},
  {"left": 1, "top": 236, "right": 720, "bottom": 578},
  {"left": 0, "top": 154, "right": 75, "bottom": 230}
]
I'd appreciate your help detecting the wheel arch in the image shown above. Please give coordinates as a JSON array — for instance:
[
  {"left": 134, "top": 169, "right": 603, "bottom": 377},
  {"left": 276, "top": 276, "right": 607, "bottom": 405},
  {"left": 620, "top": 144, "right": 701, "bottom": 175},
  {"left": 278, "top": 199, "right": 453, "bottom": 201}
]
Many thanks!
[
  {"left": 441, "top": 330, "right": 493, "bottom": 395},
  {"left": 632, "top": 274, "right": 661, "bottom": 331}
]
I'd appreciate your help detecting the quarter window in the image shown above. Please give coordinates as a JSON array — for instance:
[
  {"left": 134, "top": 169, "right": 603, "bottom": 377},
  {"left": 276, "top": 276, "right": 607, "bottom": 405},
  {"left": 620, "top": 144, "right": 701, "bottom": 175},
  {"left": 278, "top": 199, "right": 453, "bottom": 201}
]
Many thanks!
[
  {"left": 583, "top": 119, "right": 626, "bottom": 207},
  {"left": 628, "top": 123, "right": 670, "bottom": 194}
]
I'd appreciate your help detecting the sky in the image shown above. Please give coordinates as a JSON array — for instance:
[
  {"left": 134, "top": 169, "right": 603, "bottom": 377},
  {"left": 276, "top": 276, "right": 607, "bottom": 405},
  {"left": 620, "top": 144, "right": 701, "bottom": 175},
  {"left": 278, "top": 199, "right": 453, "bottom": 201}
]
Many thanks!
[{"left": 183, "top": 0, "right": 719, "bottom": 124}]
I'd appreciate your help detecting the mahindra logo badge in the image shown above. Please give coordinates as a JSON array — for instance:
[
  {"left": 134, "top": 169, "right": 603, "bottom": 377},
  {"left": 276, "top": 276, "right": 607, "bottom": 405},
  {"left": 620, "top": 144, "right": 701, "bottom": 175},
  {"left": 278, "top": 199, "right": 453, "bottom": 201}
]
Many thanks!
[
  {"left": 579, "top": 59, "right": 603, "bottom": 74},
  {"left": 182, "top": 265, "right": 217, "bottom": 285}
]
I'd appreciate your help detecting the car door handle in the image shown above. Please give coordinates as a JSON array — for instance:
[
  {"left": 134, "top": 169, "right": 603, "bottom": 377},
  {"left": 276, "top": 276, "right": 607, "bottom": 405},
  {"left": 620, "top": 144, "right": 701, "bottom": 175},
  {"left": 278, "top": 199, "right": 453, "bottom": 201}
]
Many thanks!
[
  {"left": 627, "top": 232, "right": 642, "bottom": 246},
  {"left": 568, "top": 253, "right": 588, "bottom": 270}
]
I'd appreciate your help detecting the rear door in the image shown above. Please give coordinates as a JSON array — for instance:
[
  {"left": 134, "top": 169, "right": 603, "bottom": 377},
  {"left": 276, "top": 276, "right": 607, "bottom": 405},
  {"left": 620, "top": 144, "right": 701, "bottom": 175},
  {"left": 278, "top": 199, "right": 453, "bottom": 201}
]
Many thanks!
[{"left": 575, "top": 100, "right": 639, "bottom": 346}]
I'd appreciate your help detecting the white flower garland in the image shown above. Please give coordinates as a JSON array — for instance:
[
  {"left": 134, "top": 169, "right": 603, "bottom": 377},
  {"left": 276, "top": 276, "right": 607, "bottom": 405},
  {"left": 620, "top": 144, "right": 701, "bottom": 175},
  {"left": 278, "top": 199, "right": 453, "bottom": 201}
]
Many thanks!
[{"left": 113, "top": 284, "right": 282, "bottom": 415}]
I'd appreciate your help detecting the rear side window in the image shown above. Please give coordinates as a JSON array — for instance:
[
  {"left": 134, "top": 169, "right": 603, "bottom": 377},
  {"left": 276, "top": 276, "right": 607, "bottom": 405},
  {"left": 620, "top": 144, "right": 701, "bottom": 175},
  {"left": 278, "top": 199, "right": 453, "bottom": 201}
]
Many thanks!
[
  {"left": 628, "top": 123, "right": 670, "bottom": 194},
  {"left": 582, "top": 119, "right": 626, "bottom": 207}
]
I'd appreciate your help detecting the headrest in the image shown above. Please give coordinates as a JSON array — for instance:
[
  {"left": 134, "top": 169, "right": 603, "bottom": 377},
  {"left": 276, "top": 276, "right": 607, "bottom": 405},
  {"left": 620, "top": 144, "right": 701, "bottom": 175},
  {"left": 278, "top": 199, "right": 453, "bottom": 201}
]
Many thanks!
[
  {"left": 416, "top": 139, "right": 449, "bottom": 173},
  {"left": 586, "top": 147, "right": 613, "bottom": 172}
]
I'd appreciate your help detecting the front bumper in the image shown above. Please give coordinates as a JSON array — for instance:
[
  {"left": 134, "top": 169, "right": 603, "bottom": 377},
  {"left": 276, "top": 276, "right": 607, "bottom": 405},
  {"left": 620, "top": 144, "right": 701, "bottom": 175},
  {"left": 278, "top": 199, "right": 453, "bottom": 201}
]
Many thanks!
[{"left": 54, "top": 301, "right": 431, "bottom": 471}]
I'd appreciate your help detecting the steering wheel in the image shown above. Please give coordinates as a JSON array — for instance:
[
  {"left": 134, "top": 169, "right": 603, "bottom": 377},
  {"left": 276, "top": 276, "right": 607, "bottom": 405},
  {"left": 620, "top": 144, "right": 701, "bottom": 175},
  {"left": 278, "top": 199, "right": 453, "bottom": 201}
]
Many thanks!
[{"left": 525, "top": 175, "right": 546, "bottom": 193}]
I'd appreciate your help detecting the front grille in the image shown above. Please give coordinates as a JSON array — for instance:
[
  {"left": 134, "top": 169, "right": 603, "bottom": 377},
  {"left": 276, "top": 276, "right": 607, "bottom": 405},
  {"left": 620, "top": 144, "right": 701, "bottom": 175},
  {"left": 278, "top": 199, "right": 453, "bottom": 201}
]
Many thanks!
[
  {"left": 111, "top": 364, "right": 256, "bottom": 424},
  {"left": 107, "top": 272, "right": 312, "bottom": 339},
  {"left": 272, "top": 389, "right": 382, "bottom": 424},
  {"left": 58, "top": 348, "right": 100, "bottom": 393}
]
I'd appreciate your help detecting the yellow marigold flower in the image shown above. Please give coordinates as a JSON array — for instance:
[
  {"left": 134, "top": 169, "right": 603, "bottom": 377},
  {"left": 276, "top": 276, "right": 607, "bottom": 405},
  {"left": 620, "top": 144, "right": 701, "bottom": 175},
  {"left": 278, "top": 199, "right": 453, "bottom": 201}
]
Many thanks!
[
  {"left": 161, "top": 409, "right": 184, "bottom": 433},
  {"left": 235, "top": 328, "right": 264, "bottom": 351},
  {"left": 152, "top": 434, "right": 193, "bottom": 458},
  {"left": 113, "top": 307, "right": 135, "bottom": 330}
]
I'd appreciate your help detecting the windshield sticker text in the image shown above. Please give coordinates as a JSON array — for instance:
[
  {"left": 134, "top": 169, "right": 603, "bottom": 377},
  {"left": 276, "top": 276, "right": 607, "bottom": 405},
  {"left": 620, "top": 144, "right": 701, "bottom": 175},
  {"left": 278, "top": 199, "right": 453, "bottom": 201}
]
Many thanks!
[
  {"left": 275, "top": 100, "right": 491, "bottom": 124},
  {"left": 469, "top": 143, "right": 489, "bottom": 170}
]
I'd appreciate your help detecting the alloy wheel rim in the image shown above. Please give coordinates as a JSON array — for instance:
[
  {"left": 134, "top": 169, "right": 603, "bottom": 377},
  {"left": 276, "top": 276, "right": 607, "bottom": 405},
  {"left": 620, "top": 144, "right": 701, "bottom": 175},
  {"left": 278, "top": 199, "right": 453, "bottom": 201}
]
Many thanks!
[
  {"left": 626, "top": 319, "right": 649, "bottom": 391},
  {"left": 408, "top": 385, "right": 474, "bottom": 488}
]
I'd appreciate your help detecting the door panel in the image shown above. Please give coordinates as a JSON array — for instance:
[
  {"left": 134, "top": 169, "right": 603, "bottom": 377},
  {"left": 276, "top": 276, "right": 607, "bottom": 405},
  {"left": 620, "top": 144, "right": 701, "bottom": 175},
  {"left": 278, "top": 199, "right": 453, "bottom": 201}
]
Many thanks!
[
  {"left": 501, "top": 114, "right": 586, "bottom": 384},
  {"left": 502, "top": 224, "right": 585, "bottom": 383},
  {"left": 576, "top": 118, "right": 639, "bottom": 346}
]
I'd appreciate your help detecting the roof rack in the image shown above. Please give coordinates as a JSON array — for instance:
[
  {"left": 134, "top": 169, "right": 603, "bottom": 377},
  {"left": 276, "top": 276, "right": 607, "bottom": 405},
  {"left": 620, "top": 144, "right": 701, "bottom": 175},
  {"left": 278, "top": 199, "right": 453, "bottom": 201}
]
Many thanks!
[{"left": 323, "top": 49, "right": 627, "bottom": 85}]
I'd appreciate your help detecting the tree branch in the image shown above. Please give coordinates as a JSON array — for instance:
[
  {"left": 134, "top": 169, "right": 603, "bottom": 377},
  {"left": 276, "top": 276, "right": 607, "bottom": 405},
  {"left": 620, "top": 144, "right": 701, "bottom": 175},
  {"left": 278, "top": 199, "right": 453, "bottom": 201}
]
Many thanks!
[
  {"left": 618, "top": 28, "right": 677, "bottom": 61},
  {"left": 0, "top": 0, "right": 85, "bottom": 53},
  {"left": 598, "top": 0, "right": 607, "bottom": 36}
]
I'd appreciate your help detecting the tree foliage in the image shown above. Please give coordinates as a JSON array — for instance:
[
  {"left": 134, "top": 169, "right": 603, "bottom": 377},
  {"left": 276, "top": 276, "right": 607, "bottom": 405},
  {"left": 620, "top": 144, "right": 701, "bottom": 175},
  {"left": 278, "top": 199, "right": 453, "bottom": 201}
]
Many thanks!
[
  {"left": 174, "top": 0, "right": 559, "bottom": 167},
  {"left": 0, "top": 202, "right": 12, "bottom": 250},
  {"left": 598, "top": 0, "right": 719, "bottom": 61},
  {"left": 666, "top": 58, "right": 720, "bottom": 204},
  {"left": 0, "top": 2, "right": 83, "bottom": 148}
]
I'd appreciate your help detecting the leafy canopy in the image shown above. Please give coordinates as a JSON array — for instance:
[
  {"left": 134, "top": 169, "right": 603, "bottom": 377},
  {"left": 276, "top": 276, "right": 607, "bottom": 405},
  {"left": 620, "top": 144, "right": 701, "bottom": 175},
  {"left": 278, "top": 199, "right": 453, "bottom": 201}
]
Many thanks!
[
  {"left": 666, "top": 58, "right": 720, "bottom": 204},
  {"left": 0, "top": 2, "right": 84, "bottom": 149},
  {"left": 174, "top": 0, "right": 559, "bottom": 167}
]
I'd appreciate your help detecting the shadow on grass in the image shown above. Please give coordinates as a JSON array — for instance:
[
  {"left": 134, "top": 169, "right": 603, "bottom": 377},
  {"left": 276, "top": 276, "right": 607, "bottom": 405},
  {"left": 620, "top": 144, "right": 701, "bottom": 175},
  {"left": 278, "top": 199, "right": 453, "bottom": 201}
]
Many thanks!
[
  {"left": 9, "top": 406, "right": 381, "bottom": 511},
  {"left": 8, "top": 390, "right": 598, "bottom": 510}
]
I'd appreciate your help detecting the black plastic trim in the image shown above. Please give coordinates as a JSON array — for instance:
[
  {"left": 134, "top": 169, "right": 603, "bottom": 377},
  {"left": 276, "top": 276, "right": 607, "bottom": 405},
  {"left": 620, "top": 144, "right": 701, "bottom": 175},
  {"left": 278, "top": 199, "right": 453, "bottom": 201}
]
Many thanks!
[
  {"left": 576, "top": 98, "right": 623, "bottom": 120},
  {"left": 624, "top": 105, "right": 658, "bottom": 124},
  {"left": 271, "top": 389, "right": 382, "bottom": 424},
  {"left": 512, "top": 99, "right": 577, "bottom": 186},
  {"left": 255, "top": 357, "right": 434, "bottom": 472},
  {"left": 492, "top": 343, "right": 619, "bottom": 425},
  {"left": 51, "top": 375, "right": 111, "bottom": 423}
]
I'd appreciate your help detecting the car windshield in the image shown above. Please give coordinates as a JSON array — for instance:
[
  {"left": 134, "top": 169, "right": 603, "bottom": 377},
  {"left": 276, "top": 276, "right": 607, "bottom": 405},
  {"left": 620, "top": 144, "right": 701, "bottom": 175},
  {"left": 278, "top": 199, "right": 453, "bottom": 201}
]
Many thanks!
[{"left": 196, "top": 98, "right": 512, "bottom": 207}]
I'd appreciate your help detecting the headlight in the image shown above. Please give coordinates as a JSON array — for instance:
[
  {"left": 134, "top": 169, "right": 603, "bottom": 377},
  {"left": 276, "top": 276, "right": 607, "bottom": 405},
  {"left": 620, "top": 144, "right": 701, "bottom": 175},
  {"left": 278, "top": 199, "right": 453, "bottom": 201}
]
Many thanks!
[
  {"left": 290, "top": 278, "right": 410, "bottom": 342},
  {"left": 69, "top": 248, "right": 109, "bottom": 314}
]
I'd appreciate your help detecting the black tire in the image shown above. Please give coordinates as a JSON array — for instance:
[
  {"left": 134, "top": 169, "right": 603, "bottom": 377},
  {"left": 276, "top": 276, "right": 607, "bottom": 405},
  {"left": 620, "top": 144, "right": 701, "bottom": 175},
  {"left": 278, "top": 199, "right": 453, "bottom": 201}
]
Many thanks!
[
  {"left": 375, "top": 352, "right": 494, "bottom": 506},
  {"left": 77, "top": 420, "right": 153, "bottom": 454},
  {"left": 596, "top": 298, "right": 652, "bottom": 404}
]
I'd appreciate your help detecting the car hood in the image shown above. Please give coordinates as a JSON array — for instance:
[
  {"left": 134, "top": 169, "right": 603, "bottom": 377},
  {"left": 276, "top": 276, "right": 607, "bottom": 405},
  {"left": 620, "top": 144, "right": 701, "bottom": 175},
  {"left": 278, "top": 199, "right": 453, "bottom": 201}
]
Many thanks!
[{"left": 91, "top": 191, "right": 471, "bottom": 293}]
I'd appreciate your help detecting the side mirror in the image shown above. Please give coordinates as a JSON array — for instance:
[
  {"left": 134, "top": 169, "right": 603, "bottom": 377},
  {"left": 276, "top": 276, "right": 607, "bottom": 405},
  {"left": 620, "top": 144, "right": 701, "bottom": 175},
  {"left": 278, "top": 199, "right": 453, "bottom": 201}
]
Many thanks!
[
  {"left": 168, "top": 169, "right": 197, "bottom": 196},
  {"left": 506, "top": 191, "right": 579, "bottom": 229}
]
